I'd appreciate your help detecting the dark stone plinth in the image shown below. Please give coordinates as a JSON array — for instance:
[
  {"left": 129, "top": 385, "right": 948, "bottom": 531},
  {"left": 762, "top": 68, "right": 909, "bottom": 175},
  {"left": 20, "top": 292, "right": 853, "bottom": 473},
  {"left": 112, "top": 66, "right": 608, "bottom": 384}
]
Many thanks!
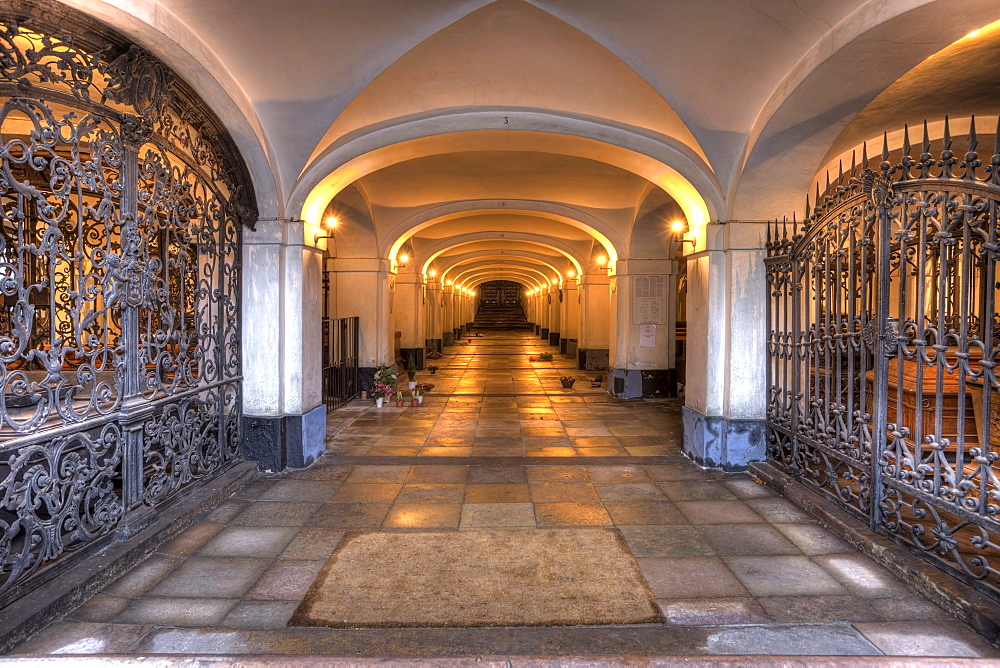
[
  {"left": 540, "top": 328, "right": 549, "bottom": 340},
  {"left": 607, "top": 368, "right": 677, "bottom": 399},
  {"left": 443, "top": 332, "right": 454, "bottom": 346},
  {"left": 577, "top": 348, "right": 609, "bottom": 371},
  {"left": 425, "top": 339, "right": 443, "bottom": 354},
  {"left": 400, "top": 347, "right": 425, "bottom": 370},
  {"left": 244, "top": 406, "right": 328, "bottom": 472},
  {"left": 548, "top": 331, "right": 560, "bottom": 346},
  {"left": 681, "top": 406, "right": 765, "bottom": 471},
  {"left": 243, "top": 416, "right": 285, "bottom": 471}
]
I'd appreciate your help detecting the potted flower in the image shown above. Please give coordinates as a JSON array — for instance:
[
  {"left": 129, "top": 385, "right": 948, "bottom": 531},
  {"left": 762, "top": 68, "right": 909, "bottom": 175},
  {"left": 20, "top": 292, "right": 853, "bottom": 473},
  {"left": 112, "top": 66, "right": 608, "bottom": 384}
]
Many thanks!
[
  {"left": 591, "top": 375, "right": 602, "bottom": 388},
  {"left": 396, "top": 390, "right": 405, "bottom": 407},
  {"left": 371, "top": 365, "right": 397, "bottom": 407},
  {"left": 427, "top": 351, "right": 442, "bottom": 360},
  {"left": 428, "top": 364, "right": 438, "bottom": 374},
  {"left": 560, "top": 375, "right": 576, "bottom": 388},
  {"left": 416, "top": 382, "right": 434, "bottom": 393},
  {"left": 406, "top": 354, "right": 417, "bottom": 390},
  {"left": 538, "top": 352, "right": 554, "bottom": 361},
  {"left": 411, "top": 387, "right": 421, "bottom": 406}
]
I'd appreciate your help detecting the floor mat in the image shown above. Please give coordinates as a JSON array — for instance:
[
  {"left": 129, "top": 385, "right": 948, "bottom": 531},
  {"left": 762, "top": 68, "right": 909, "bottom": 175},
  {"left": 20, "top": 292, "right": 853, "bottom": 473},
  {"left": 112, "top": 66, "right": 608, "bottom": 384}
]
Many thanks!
[{"left": 289, "top": 528, "right": 663, "bottom": 628}]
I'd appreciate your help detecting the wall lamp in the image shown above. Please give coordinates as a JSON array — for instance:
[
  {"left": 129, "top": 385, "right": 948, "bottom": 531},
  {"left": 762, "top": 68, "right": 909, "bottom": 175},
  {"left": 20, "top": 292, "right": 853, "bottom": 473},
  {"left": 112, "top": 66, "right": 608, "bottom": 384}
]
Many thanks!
[
  {"left": 671, "top": 220, "right": 695, "bottom": 249},
  {"left": 396, "top": 253, "right": 410, "bottom": 268},
  {"left": 596, "top": 254, "right": 610, "bottom": 270},
  {"left": 314, "top": 216, "right": 338, "bottom": 244}
]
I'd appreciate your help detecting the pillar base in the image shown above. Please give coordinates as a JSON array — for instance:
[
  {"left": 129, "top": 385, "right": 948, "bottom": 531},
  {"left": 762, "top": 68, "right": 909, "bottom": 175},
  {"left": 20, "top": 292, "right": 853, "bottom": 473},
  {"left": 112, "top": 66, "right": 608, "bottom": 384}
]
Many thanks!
[
  {"left": 548, "top": 331, "right": 560, "bottom": 346},
  {"left": 607, "top": 368, "right": 677, "bottom": 398},
  {"left": 443, "top": 332, "right": 454, "bottom": 346},
  {"left": 534, "top": 324, "right": 541, "bottom": 335},
  {"left": 577, "top": 348, "right": 608, "bottom": 371},
  {"left": 540, "top": 327, "right": 549, "bottom": 340},
  {"left": 425, "top": 339, "right": 443, "bottom": 354},
  {"left": 400, "top": 347, "right": 424, "bottom": 370},
  {"left": 681, "top": 405, "right": 765, "bottom": 471},
  {"left": 242, "top": 404, "right": 327, "bottom": 472},
  {"left": 563, "top": 338, "right": 578, "bottom": 355}
]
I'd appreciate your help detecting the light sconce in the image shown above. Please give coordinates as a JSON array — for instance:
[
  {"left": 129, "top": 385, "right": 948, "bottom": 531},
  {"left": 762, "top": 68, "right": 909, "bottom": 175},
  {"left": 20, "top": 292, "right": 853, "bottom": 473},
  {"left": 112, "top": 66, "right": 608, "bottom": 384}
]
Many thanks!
[
  {"left": 396, "top": 253, "right": 410, "bottom": 268},
  {"left": 427, "top": 269, "right": 437, "bottom": 278},
  {"left": 567, "top": 269, "right": 577, "bottom": 278},
  {"left": 671, "top": 220, "right": 695, "bottom": 250},
  {"left": 314, "top": 216, "right": 338, "bottom": 244},
  {"left": 444, "top": 279, "right": 453, "bottom": 287},
  {"left": 596, "top": 254, "right": 610, "bottom": 270}
]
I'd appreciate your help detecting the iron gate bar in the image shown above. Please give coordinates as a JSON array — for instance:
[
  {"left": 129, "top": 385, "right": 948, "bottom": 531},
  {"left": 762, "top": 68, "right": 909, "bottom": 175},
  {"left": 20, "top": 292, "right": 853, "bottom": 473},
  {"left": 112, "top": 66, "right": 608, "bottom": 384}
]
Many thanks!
[{"left": 767, "top": 118, "right": 1000, "bottom": 602}]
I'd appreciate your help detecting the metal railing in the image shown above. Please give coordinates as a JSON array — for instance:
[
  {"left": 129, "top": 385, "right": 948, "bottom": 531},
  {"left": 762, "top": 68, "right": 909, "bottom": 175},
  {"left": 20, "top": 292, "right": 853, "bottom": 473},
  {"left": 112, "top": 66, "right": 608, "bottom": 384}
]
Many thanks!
[{"left": 322, "top": 316, "right": 359, "bottom": 411}]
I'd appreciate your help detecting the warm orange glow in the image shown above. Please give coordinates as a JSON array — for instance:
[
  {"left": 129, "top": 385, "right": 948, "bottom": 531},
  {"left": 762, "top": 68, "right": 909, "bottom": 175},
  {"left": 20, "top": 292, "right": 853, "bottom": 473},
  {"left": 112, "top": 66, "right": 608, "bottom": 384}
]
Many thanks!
[
  {"left": 428, "top": 269, "right": 437, "bottom": 277},
  {"left": 445, "top": 279, "right": 453, "bottom": 286},
  {"left": 567, "top": 269, "right": 577, "bottom": 278},
  {"left": 398, "top": 253, "right": 410, "bottom": 263},
  {"left": 597, "top": 255, "right": 608, "bottom": 266},
  {"left": 966, "top": 28, "right": 982, "bottom": 39},
  {"left": 325, "top": 216, "right": 338, "bottom": 229},
  {"left": 670, "top": 220, "right": 686, "bottom": 233}
]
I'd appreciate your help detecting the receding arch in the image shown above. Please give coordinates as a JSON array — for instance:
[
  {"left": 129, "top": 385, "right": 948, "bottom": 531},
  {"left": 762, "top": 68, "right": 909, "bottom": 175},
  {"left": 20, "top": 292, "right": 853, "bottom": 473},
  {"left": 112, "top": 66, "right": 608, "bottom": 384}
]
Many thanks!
[
  {"left": 419, "top": 233, "right": 588, "bottom": 277},
  {"left": 294, "top": 119, "right": 720, "bottom": 234}
]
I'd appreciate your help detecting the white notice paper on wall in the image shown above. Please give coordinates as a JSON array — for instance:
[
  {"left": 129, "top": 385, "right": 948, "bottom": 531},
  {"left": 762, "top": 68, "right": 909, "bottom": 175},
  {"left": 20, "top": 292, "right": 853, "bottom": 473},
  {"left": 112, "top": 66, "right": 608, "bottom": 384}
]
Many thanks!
[
  {"left": 632, "top": 275, "right": 667, "bottom": 324},
  {"left": 639, "top": 324, "right": 656, "bottom": 348}
]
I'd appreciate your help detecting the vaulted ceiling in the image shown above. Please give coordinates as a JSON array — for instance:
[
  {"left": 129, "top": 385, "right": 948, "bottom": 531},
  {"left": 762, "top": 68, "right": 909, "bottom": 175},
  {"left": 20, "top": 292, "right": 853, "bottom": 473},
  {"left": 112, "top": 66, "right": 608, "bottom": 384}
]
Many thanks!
[{"left": 59, "top": 0, "right": 1000, "bottom": 289}]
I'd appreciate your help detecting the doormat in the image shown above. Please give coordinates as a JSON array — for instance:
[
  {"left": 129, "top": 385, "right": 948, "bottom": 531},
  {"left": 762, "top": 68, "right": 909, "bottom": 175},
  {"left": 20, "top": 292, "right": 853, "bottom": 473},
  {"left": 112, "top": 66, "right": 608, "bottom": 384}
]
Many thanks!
[{"left": 289, "top": 528, "right": 663, "bottom": 628}]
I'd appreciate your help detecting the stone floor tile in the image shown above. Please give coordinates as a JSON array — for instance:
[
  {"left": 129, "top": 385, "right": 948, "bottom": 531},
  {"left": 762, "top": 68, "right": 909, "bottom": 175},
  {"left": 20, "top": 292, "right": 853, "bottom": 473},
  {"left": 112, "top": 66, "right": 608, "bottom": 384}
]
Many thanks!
[
  {"left": 369, "top": 446, "right": 421, "bottom": 457},
  {"left": 148, "top": 557, "right": 271, "bottom": 599},
  {"left": 534, "top": 502, "right": 612, "bottom": 526},
  {"left": 658, "top": 480, "right": 738, "bottom": 502},
  {"left": 852, "top": 621, "right": 999, "bottom": 657},
  {"left": 586, "top": 465, "right": 651, "bottom": 483},
  {"left": 721, "top": 476, "right": 780, "bottom": 499},
  {"left": 197, "top": 526, "right": 299, "bottom": 558},
  {"left": 233, "top": 480, "right": 276, "bottom": 501},
  {"left": 525, "top": 466, "right": 589, "bottom": 482},
  {"left": 725, "top": 555, "right": 849, "bottom": 597},
  {"left": 104, "top": 554, "right": 183, "bottom": 596},
  {"left": 577, "top": 447, "right": 629, "bottom": 457},
  {"left": 66, "top": 594, "right": 132, "bottom": 622},
  {"left": 278, "top": 528, "right": 344, "bottom": 560},
  {"left": 757, "top": 595, "right": 886, "bottom": 622},
  {"left": 459, "top": 502, "right": 536, "bottom": 528},
  {"left": 813, "top": 553, "right": 912, "bottom": 597},
  {"left": 467, "top": 465, "right": 527, "bottom": 484},
  {"left": 157, "top": 522, "right": 224, "bottom": 557},
  {"left": 619, "top": 524, "right": 715, "bottom": 558},
  {"left": 595, "top": 482, "right": 666, "bottom": 501},
  {"left": 330, "top": 483, "right": 403, "bottom": 503},
  {"left": 746, "top": 497, "right": 816, "bottom": 523},
  {"left": 773, "top": 523, "right": 855, "bottom": 555},
  {"left": 9, "top": 622, "right": 151, "bottom": 655},
  {"left": 384, "top": 502, "right": 462, "bottom": 529},
  {"left": 867, "top": 595, "right": 955, "bottom": 622},
  {"left": 420, "top": 447, "right": 472, "bottom": 457},
  {"left": 698, "top": 524, "right": 802, "bottom": 556},
  {"left": 465, "top": 483, "right": 531, "bottom": 503},
  {"left": 637, "top": 557, "right": 748, "bottom": 598},
  {"left": 201, "top": 500, "right": 249, "bottom": 524},
  {"left": 257, "top": 480, "right": 342, "bottom": 502},
  {"left": 643, "top": 464, "right": 714, "bottom": 482},
  {"left": 307, "top": 502, "right": 391, "bottom": 528},
  {"left": 231, "top": 501, "right": 324, "bottom": 527},
  {"left": 344, "top": 465, "right": 411, "bottom": 483},
  {"left": 246, "top": 559, "right": 326, "bottom": 600},
  {"left": 675, "top": 500, "right": 765, "bottom": 524},
  {"left": 222, "top": 601, "right": 299, "bottom": 629},
  {"left": 604, "top": 501, "right": 686, "bottom": 526},
  {"left": 395, "top": 483, "right": 466, "bottom": 504},
  {"left": 691, "top": 624, "right": 880, "bottom": 656},
  {"left": 529, "top": 482, "right": 600, "bottom": 503},
  {"left": 657, "top": 597, "right": 770, "bottom": 625},
  {"left": 115, "top": 597, "right": 237, "bottom": 627},
  {"left": 404, "top": 465, "right": 469, "bottom": 483}
]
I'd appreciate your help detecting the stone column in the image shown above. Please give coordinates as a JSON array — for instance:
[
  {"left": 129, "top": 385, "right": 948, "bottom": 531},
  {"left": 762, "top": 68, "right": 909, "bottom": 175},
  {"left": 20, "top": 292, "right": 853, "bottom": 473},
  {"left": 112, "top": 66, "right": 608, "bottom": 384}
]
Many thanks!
[
  {"left": 425, "top": 278, "right": 443, "bottom": 353},
  {"left": 547, "top": 284, "right": 561, "bottom": 347},
  {"left": 560, "top": 277, "right": 579, "bottom": 355},
  {"left": 442, "top": 285, "right": 454, "bottom": 346},
  {"left": 578, "top": 273, "right": 610, "bottom": 370},
  {"left": 683, "top": 222, "right": 767, "bottom": 470},
  {"left": 242, "top": 219, "right": 325, "bottom": 471},
  {"left": 334, "top": 256, "right": 392, "bottom": 387},
  {"left": 607, "top": 260, "right": 679, "bottom": 399},
  {"left": 395, "top": 270, "right": 425, "bottom": 369}
]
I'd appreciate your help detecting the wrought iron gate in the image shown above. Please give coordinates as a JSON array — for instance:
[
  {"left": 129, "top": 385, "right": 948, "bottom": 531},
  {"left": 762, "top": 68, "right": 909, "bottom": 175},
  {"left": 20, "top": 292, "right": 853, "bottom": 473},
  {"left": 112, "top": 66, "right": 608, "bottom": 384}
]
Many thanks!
[
  {"left": 767, "top": 120, "right": 1000, "bottom": 600},
  {"left": 0, "top": 6, "right": 256, "bottom": 605},
  {"left": 322, "top": 316, "right": 359, "bottom": 411}
]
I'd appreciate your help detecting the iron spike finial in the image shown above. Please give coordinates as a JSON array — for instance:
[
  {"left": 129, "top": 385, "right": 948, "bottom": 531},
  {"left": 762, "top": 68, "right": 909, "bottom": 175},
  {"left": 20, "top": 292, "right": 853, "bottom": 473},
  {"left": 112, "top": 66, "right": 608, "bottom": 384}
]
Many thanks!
[
  {"left": 922, "top": 120, "right": 931, "bottom": 154},
  {"left": 902, "top": 124, "right": 911, "bottom": 157},
  {"left": 850, "top": 149, "right": 857, "bottom": 176},
  {"left": 862, "top": 141, "right": 869, "bottom": 167},
  {"left": 782, "top": 215, "right": 788, "bottom": 241},
  {"left": 825, "top": 169, "right": 831, "bottom": 193},
  {"left": 881, "top": 131, "right": 890, "bottom": 163},
  {"left": 969, "top": 114, "right": 978, "bottom": 153},
  {"left": 792, "top": 211, "right": 796, "bottom": 236},
  {"left": 838, "top": 158, "right": 843, "bottom": 185},
  {"left": 994, "top": 114, "right": 1000, "bottom": 157},
  {"left": 805, "top": 193, "right": 811, "bottom": 219},
  {"left": 943, "top": 115, "right": 952, "bottom": 151}
]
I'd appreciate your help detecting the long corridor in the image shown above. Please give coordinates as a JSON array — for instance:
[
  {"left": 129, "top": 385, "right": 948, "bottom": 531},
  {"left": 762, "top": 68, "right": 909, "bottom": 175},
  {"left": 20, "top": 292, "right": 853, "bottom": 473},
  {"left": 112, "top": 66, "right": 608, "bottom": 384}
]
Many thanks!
[{"left": 9, "top": 332, "right": 997, "bottom": 660}]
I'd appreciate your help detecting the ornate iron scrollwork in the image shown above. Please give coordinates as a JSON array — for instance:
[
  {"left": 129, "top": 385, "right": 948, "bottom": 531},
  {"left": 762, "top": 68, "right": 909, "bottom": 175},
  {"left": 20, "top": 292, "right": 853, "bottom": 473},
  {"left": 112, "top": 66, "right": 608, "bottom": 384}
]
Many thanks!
[{"left": 0, "top": 4, "right": 256, "bottom": 605}]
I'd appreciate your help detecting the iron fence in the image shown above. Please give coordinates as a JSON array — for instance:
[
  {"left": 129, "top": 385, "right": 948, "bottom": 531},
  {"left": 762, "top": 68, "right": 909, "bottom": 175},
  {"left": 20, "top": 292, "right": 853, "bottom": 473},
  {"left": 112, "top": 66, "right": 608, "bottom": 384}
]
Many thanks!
[
  {"left": 766, "top": 119, "right": 1000, "bottom": 601},
  {"left": 322, "top": 316, "right": 359, "bottom": 411}
]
